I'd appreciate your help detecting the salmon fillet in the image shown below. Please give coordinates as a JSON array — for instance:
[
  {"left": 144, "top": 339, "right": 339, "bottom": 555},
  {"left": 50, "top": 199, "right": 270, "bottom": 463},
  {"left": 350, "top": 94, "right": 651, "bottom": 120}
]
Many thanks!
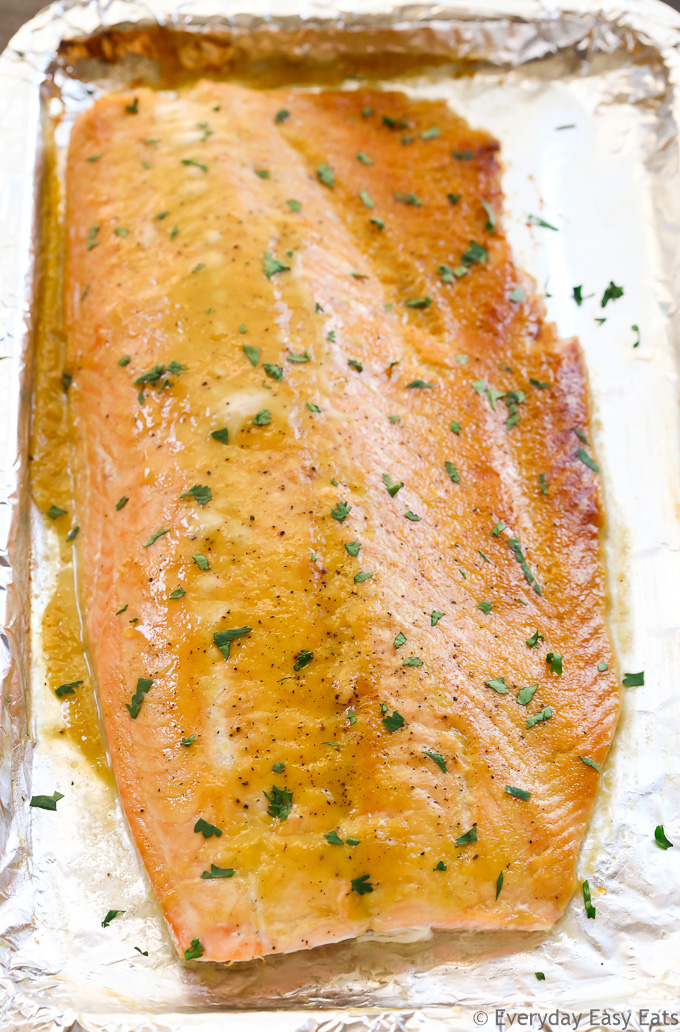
[{"left": 64, "top": 82, "right": 620, "bottom": 962}]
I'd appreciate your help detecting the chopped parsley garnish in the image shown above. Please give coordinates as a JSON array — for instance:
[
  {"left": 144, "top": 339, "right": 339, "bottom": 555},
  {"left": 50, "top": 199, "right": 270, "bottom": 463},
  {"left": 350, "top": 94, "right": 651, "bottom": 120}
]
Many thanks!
[
  {"left": 116, "top": 605, "right": 128, "bottom": 615},
  {"left": 431, "top": 611, "right": 444, "bottom": 626},
  {"left": 473, "top": 379, "right": 486, "bottom": 394},
  {"left": 307, "top": 402, "right": 321, "bottom": 412},
  {"left": 445, "top": 461, "right": 460, "bottom": 484},
  {"left": 546, "top": 652, "right": 563, "bottom": 675},
  {"left": 622, "top": 671, "right": 644, "bottom": 687},
  {"left": 370, "top": 217, "right": 385, "bottom": 229},
  {"left": 354, "top": 571, "right": 373, "bottom": 583},
  {"left": 102, "top": 910, "right": 125, "bottom": 927},
  {"left": 576, "top": 448, "right": 599, "bottom": 473},
  {"left": 347, "top": 709, "right": 357, "bottom": 725},
  {"left": 359, "top": 190, "right": 374, "bottom": 208},
  {"left": 317, "top": 163, "right": 335, "bottom": 188},
  {"left": 184, "top": 939, "right": 204, "bottom": 960},
  {"left": 485, "top": 677, "right": 510, "bottom": 695},
  {"left": 133, "top": 361, "right": 186, "bottom": 402},
  {"left": 214, "top": 626, "right": 252, "bottom": 660},
  {"left": 526, "top": 632, "right": 544, "bottom": 651},
  {"left": 255, "top": 168, "right": 270, "bottom": 179},
  {"left": 382, "top": 472, "right": 403, "bottom": 497},
  {"left": 655, "top": 825, "right": 674, "bottom": 850},
  {"left": 293, "top": 650, "right": 313, "bottom": 671},
  {"left": 243, "top": 344, "right": 259, "bottom": 366},
  {"left": 579, "top": 756, "right": 600, "bottom": 772},
  {"left": 389, "top": 414, "right": 401, "bottom": 423},
  {"left": 357, "top": 152, "right": 373, "bottom": 165},
  {"left": 331, "top": 500, "right": 351, "bottom": 522},
  {"left": 478, "top": 550, "right": 489, "bottom": 562},
  {"left": 403, "top": 656, "right": 423, "bottom": 667},
  {"left": 536, "top": 972, "right": 545, "bottom": 981},
  {"left": 114, "top": 227, "right": 129, "bottom": 238},
  {"left": 539, "top": 473, "right": 548, "bottom": 496},
  {"left": 345, "top": 540, "right": 361, "bottom": 557},
  {"left": 517, "top": 684, "right": 538, "bottom": 706},
  {"left": 508, "top": 536, "right": 541, "bottom": 595},
  {"left": 423, "top": 750, "right": 447, "bottom": 773},
  {"left": 191, "top": 263, "right": 205, "bottom": 274},
  {"left": 601, "top": 281, "right": 624, "bottom": 307},
  {"left": 194, "top": 817, "right": 222, "bottom": 838},
  {"left": 252, "top": 409, "right": 272, "bottom": 426},
  {"left": 572, "top": 285, "right": 594, "bottom": 305},
  {"left": 450, "top": 421, "right": 461, "bottom": 435},
  {"left": 181, "top": 158, "right": 208, "bottom": 172},
  {"left": 526, "top": 706, "right": 552, "bottom": 729},
  {"left": 169, "top": 587, "right": 186, "bottom": 599},
  {"left": 265, "top": 785, "right": 293, "bottom": 821},
  {"left": 632, "top": 324, "right": 640, "bottom": 348},
  {"left": 528, "top": 214, "right": 558, "bottom": 231},
  {"left": 461, "top": 240, "right": 488, "bottom": 266},
  {"left": 351, "top": 874, "right": 373, "bottom": 895},
  {"left": 181, "top": 734, "right": 196, "bottom": 746},
  {"left": 47, "top": 505, "right": 67, "bottom": 520},
  {"left": 118, "top": 354, "right": 131, "bottom": 367},
  {"left": 325, "top": 830, "right": 344, "bottom": 845},
  {"left": 55, "top": 680, "right": 83, "bottom": 697},
  {"left": 481, "top": 200, "right": 496, "bottom": 233},
  {"left": 288, "top": 350, "right": 311, "bottom": 364},
  {"left": 62, "top": 370, "right": 72, "bottom": 391},
  {"left": 86, "top": 154, "right": 102, "bottom": 163},
  {"left": 86, "top": 225, "right": 100, "bottom": 250},
  {"left": 126, "top": 677, "right": 153, "bottom": 719},
  {"left": 582, "top": 880, "right": 596, "bottom": 919},
  {"left": 348, "top": 359, "right": 363, "bottom": 372},
  {"left": 30, "top": 791, "right": 64, "bottom": 810},
  {"left": 382, "top": 114, "right": 408, "bottom": 129},
  {"left": 125, "top": 96, "right": 139, "bottom": 114},
  {"left": 66, "top": 526, "right": 79, "bottom": 542},
  {"left": 143, "top": 528, "right": 169, "bottom": 548},
  {"left": 272, "top": 761, "right": 285, "bottom": 773},
  {"left": 404, "top": 511, "right": 421, "bottom": 521},
  {"left": 530, "top": 378, "right": 550, "bottom": 389},
  {"left": 275, "top": 108, "right": 290, "bottom": 124},
  {"left": 421, "top": 126, "right": 440, "bottom": 140},
  {"left": 201, "top": 864, "right": 235, "bottom": 879},
  {"left": 509, "top": 286, "right": 525, "bottom": 303},
  {"left": 405, "top": 297, "right": 432, "bottom": 309},
  {"left": 192, "top": 554, "right": 209, "bottom": 570},
  {"left": 455, "top": 826, "right": 478, "bottom": 846},
  {"left": 491, "top": 520, "right": 505, "bottom": 537},
  {"left": 448, "top": 192, "right": 461, "bottom": 205},
  {"left": 598, "top": 660, "right": 609, "bottom": 672},
  {"left": 180, "top": 484, "right": 211, "bottom": 507},
  {"left": 263, "top": 363, "right": 283, "bottom": 381},
  {"left": 382, "top": 710, "right": 405, "bottom": 731},
  {"left": 477, "top": 601, "right": 492, "bottom": 614},
  {"left": 505, "top": 785, "right": 531, "bottom": 801},
  {"left": 263, "top": 253, "right": 290, "bottom": 279},
  {"left": 496, "top": 872, "right": 503, "bottom": 899},
  {"left": 434, "top": 860, "right": 447, "bottom": 871},
  {"left": 438, "top": 264, "right": 456, "bottom": 284},
  {"left": 211, "top": 428, "right": 229, "bottom": 443},
  {"left": 285, "top": 199, "right": 302, "bottom": 213},
  {"left": 406, "top": 379, "right": 432, "bottom": 389},
  {"left": 394, "top": 192, "right": 422, "bottom": 206},
  {"left": 452, "top": 149, "right": 473, "bottom": 161}
]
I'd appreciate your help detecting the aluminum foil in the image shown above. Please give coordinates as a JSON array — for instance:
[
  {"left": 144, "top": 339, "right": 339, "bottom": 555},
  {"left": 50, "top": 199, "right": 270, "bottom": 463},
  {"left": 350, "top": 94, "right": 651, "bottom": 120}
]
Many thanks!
[{"left": 2, "top": 1, "right": 680, "bottom": 1029}]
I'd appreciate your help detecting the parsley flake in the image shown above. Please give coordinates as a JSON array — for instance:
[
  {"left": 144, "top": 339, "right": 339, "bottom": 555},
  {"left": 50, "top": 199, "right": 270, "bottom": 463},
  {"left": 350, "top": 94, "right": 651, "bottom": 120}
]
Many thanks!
[
  {"left": 143, "top": 528, "right": 169, "bottom": 548},
  {"left": 452, "top": 149, "right": 473, "bottom": 161},
  {"left": 181, "top": 734, "right": 196, "bottom": 746},
  {"left": 517, "top": 684, "right": 538, "bottom": 706},
  {"left": 263, "top": 363, "right": 283, "bottom": 381},
  {"left": 275, "top": 108, "right": 290, "bottom": 124},
  {"left": 169, "top": 587, "right": 186, "bottom": 599},
  {"left": 496, "top": 871, "right": 504, "bottom": 899},
  {"left": 434, "top": 860, "right": 447, "bottom": 871},
  {"left": 576, "top": 448, "right": 599, "bottom": 473},
  {"left": 431, "top": 611, "right": 444, "bottom": 626},
  {"left": 102, "top": 909, "right": 125, "bottom": 927},
  {"left": 461, "top": 240, "right": 488, "bottom": 266},
  {"left": 201, "top": 864, "right": 235, "bottom": 879},
  {"left": 546, "top": 652, "right": 563, "bottom": 675},
  {"left": 351, "top": 874, "right": 373, "bottom": 895},
  {"left": 265, "top": 785, "right": 293, "bottom": 821},
  {"left": 55, "top": 680, "right": 83, "bottom": 697},
  {"left": 263, "top": 253, "right": 289, "bottom": 279},
  {"left": 359, "top": 190, "right": 374, "bottom": 209},
  {"left": 382, "top": 472, "right": 403, "bottom": 497},
  {"left": 481, "top": 200, "right": 496, "bottom": 233},
  {"left": 450, "top": 421, "right": 461, "bottom": 435},
  {"left": 354, "top": 571, "right": 373, "bottom": 583},
  {"left": 184, "top": 939, "right": 204, "bottom": 960},
  {"left": 66, "top": 526, "right": 79, "bottom": 542},
  {"left": 370, "top": 217, "right": 385, "bottom": 229},
  {"left": 272, "top": 761, "right": 285, "bottom": 773},
  {"left": 294, "top": 650, "right": 313, "bottom": 671},
  {"left": 306, "top": 402, "right": 321, "bottom": 413},
  {"left": 448, "top": 192, "right": 461, "bottom": 205},
  {"left": 211, "top": 428, "right": 229, "bottom": 443},
  {"left": 317, "top": 163, "right": 335, "bottom": 188},
  {"left": 405, "top": 297, "right": 432, "bottom": 310},
  {"left": 345, "top": 540, "right": 361, "bottom": 557},
  {"left": 348, "top": 359, "right": 363, "bottom": 372},
  {"left": 180, "top": 484, "right": 211, "bottom": 507},
  {"left": 214, "top": 626, "right": 252, "bottom": 661},
  {"left": 582, "top": 880, "right": 596, "bottom": 919},
  {"left": 579, "top": 756, "right": 600, "bottom": 772},
  {"left": 403, "top": 656, "right": 423, "bottom": 668},
  {"left": 404, "top": 511, "right": 421, "bottom": 521},
  {"left": 394, "top": 192, "right": 422, "bottom": 206},
  {"left": 423, "top": 749, "right": 447, "bottom": 773},
  {"left": 456, "top": 826, "right": 478, "bottom": 846},
  {"left": 485, "top": 677, "right": 510, "bottom": 695},
  {"left": 406, "top": 379, "right": 432, "bottom": 388},
  {"left": 505, "top": 785, "right": 531, "bottom": 801},
  {"left": 445, "top": 461, "right": 460, "bottom": 484},
  {"left": 192, "top": 554, "right": 209, "bottom": 570},
  {"left": 30, "top": 791, "right": 64, "bottom": 811},
  {"left": 47, "top": 505, "right": 67, "bottom": 520},
  {"left": 325, "top": 830, "right": 344, "bottom": 845},
  {"left": 526, "top": 706, "right": 552, "bottom": 729},
  {"left": 622, "top": 671, "right": 644, "bottom": 687},
  {"left": 126, "top": 677, "right": 153, "bottom": 719},
  {"left": 194, "top": 817, "right": 222, "bottom": 838},
  {"left": 252, "top": 409, "right": 272, "bottom": 426},
  {"left": 528, "top": 214, "right": 558, "bottom": 231},
  {"left": 526, "top": 630, "right": 544, "bottom": 648},
  {"left": 509, "top": 286, "right": 525, "bottom": 303},
  {"left": 181, "top": 158, "right": 208, "bottom": 172},
  {"left": 601, "top": 281, "right": 624, "bottom": 307},
  {"left": 655, "top": 825, "right": 674, "bottom": 850},
  {"left": 331, "top": 500, "right": 352, "bottom": 522},
  {"left": 598, "top": 660, "right": 609, "bottom": 672},
  {"left": 477, "top": 601, "right": 492, "bottom": 614},
  {"left": 382, "top": 710, "right": 405, "bottom": 731}
]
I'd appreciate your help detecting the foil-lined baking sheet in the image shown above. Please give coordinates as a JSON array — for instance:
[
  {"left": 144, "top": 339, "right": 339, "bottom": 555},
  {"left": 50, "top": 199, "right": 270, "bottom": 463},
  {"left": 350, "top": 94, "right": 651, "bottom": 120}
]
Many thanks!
[{"left": 2, "top": 1, "right": 680, "bottom": 1029}]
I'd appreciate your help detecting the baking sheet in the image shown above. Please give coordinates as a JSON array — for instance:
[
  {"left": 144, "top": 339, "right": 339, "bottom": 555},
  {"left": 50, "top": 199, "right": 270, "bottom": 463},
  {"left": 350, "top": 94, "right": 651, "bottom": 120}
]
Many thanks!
[{"left": 2, "top": 1, "right": 680, "bottom": 1029}]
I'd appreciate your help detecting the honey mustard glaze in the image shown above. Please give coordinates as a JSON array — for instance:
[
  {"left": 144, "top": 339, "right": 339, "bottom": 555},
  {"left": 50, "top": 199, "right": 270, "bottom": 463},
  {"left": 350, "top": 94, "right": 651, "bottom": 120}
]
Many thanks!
[{"left": 31, "top": 131, "right": 111, "bottom": 780}]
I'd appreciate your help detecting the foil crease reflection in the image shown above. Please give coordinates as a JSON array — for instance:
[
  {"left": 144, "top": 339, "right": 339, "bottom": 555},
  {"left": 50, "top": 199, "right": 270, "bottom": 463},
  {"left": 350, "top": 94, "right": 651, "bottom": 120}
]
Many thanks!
[{"left": 1, "top": 1, "right": 680, "bottom": 1028}]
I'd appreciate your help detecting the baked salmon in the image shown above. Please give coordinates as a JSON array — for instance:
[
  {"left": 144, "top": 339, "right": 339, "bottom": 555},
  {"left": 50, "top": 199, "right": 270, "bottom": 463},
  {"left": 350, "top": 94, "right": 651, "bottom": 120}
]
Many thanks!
[{"left": 63, "top": 81, "right": 619, "bottom": 962}]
